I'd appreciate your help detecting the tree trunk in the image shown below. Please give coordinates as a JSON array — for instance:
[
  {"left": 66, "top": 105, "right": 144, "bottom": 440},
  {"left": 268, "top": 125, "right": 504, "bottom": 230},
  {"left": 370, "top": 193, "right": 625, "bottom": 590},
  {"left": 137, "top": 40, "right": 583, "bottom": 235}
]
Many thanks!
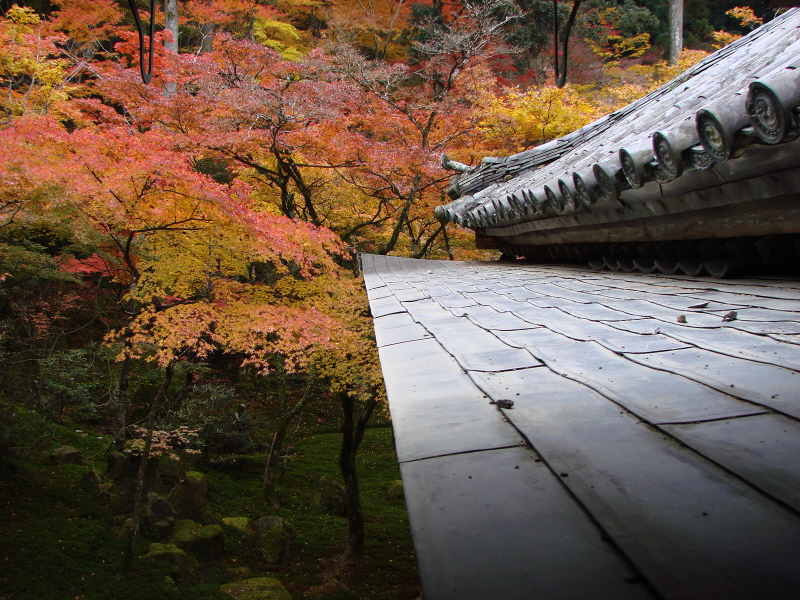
[
  {"left": 339, "top": 391, "right": 378, "bottom": 562},
  {"left": 164, "top": 0, "right": 179, "bottom": 53},
  {"left": 668, "top": 0, "right": 683, "bottom": 65},
  {"left": 113, "top": 331, "right": 133, "bottom": 451},
  {"left": 200, "top": 23, "right": 215, "bottom": 53},
  {"left": 263, "top": 369, "right": 316, "bottom": 505},
  {"left": 164, "top": 0, "right": 179, "bottom": 96},
  {"left": 379, "top": 197, "right": 415, "bottom": 255},
  {"left": 122, "top": 363, "right": 174, "bottom": 574},
  {"left": 263, "top": 423, "right": 289, "bottom": 505},
  {"left": 442, "top": 223, "right": 454, "bottom": 260}
]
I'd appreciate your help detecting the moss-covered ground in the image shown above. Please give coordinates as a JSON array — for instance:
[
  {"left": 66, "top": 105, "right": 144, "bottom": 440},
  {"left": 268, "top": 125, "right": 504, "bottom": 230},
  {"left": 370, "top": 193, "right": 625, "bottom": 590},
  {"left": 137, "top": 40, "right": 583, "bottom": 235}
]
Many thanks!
[{"left": 0, "top": 423, "right": 420, "bottom": 600}]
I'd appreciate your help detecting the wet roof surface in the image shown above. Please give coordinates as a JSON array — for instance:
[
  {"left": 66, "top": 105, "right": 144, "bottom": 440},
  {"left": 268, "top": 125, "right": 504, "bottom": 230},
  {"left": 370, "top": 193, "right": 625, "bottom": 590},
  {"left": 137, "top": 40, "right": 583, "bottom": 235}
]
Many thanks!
[{"left": 362, "top": 253, "right": 800, "bottom": 600}]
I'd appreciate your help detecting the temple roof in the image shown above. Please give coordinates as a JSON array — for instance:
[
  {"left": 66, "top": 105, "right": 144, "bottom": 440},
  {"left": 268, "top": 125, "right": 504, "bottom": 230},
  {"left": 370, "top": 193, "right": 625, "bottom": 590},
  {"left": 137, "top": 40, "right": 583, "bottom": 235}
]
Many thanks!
[
  {"left": 435, "top": 9, "right": 800, "bottom": 248},
  {"left": 362, "top": 253, "right": 800, "bottom": 600}
]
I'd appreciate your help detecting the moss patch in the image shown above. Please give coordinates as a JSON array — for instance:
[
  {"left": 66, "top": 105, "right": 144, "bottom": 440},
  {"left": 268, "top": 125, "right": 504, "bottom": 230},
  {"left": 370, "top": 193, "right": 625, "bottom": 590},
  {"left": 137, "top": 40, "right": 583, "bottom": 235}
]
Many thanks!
[
  {"left": 1, "top": 423, "right": 420, "bottom": 599},
  {"left": 222, "top": 516, "right": 252, "bottom": 534},
  {"left": 220, "top": 577, "right": 292, "bottom": 600}
]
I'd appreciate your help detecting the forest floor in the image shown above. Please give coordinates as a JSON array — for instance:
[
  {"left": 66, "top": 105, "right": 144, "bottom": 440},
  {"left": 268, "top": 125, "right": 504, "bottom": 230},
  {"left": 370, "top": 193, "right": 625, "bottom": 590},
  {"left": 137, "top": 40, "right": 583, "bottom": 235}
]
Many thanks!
[{"left": 0, "top": 422, "right": 421, "bottom": 600}]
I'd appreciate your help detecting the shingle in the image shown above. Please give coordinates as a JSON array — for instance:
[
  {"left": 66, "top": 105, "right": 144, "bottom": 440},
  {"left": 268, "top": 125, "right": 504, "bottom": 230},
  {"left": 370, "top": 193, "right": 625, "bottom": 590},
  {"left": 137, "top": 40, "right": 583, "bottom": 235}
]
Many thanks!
[
  {"left": 377, "top": 337, "right": 525, "bottom": 463},
  {"left": 400, "top": 447, "right": 656, "bottom": 600},
  {"left": 363, "top": 255, "right": 800, "bottom": 600}
]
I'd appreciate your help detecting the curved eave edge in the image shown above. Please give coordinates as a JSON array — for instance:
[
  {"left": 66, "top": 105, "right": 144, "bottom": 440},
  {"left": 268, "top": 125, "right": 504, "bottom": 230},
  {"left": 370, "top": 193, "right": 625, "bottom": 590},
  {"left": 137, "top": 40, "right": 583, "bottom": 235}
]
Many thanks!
[{"left": 435, "top": 8, "right": 800, "bottom": 233}]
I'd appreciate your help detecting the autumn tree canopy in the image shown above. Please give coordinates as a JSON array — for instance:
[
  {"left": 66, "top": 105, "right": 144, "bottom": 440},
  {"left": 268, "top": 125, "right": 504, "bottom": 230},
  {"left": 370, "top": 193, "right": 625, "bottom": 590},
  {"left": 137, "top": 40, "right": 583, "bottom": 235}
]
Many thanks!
[{"left": 0, "top": 0, "right": 766, "bottom": 567}]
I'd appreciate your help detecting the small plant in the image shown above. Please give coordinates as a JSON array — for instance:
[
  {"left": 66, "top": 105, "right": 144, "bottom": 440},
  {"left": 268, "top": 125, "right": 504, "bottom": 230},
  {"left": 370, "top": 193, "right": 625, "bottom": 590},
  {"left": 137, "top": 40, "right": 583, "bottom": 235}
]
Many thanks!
[
  {"left": 126, "top": 425, "right": 202, "bottom": 461},
  {"left": 37, "top": 348, "right": 100, "bottom": 418}
]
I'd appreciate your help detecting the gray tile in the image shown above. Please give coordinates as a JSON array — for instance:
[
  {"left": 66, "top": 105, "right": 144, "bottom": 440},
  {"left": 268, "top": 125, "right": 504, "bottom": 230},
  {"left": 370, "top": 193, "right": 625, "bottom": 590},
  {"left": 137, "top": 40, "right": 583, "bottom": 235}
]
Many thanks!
[
  {"left": 698, "top": 284, "right": 800, "bottom": 301},
  {"left": 512, "top": 306, "right": 683, "bottom": 353},
  {"left": 390, "top": 287, "right": 430, "bottom": 302},
  {"left": 705, "top": 307, "right": 800, "bottom": 323},
  {"left": 366, "top": 286, "right": 394, "bottom": 301},
  {"left": 494, "top": 328, "right": 763, "bottom": 423},
  {"left": 411, "top": 283, "right": 453, "bottom": 297},
  {"left": 468, "top": 368, "right": 800, "bottom": 600},
  {"left": 552, "top": 280, "right": 606, "bottom": 292},
  {"left": 595, "top": 333, "right": 692, "bottom": 354},
  {"left": 502, "top": 286, "right": 545, "bottom": 300},
  {"left": 625, "top": 348, "right": 800, "bottom": 419},
  {"left": 450, "top": 305, "right": 542, "bottom": 331},
  {"left": 369, "top": 294, "right": 406, "bottom": 318},
  {"left": 400, "top": 447, "right": 655, "bottom": 600},
  {"left": 378, "top": 338, "right": 524, "bottom": 462},
  {"left": 372, "top": 313, "right": 433, "bottom": 347},
  {"left": 662, "top": 414, "right": 800, "bottom": 512},
  {"left": 511, "top": 306, "right": 598, "bottom": 340},
  {"left": 559, "top": 302, "right": 647, "bottom": 322},
  {"left": 420, "top": 316, "right": 542, "bottom": 372},
  {"left": 676, "top": 291, "right": 800, "bottom": 312},
  {"left": 600, "top": 300, "right": 732, "bottom": 327},
  {"left": 434, "top": 293, "right": 478, "bottom": 309},
  {"left": 732, "top": 321, "right": 800, "bottom": 335},
  {"left": 608, "top": 318, "right": 800, "bottom": 371},
  {"left": 464, "top": 291, "right": 529, "bottom": 311},
  {"left": 644, "top": 295, "right": 746, "bottom": 312},
  {"left": 770, "top": 334, "right": 800, "bottom": 345},
  {"left": 523, "top": 283, "right": 599, "bottom": 303}
]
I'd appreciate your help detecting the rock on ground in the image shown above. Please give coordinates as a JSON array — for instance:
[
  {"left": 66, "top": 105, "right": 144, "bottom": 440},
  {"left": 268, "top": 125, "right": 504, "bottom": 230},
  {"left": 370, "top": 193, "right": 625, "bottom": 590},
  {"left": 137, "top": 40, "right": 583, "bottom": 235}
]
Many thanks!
[
  {"left": 142, "top": 492, "right": 177, "bottom": 540},
  {"left": 222, "top": 517, "right": 253, "bottom": 534},
  {"left": 170, "top": 519, "right": 225, "bottom": 568},
  {"left": 386, "top": 479, "right": 404, "bottom": 501},
  {"left": 219, "top": 577, "right": 292, "bottom": 600},
  {"left": 256, "top": 516, "right": 298, "bottom": 565},
  {"left": 144, "top": 542, "right": 199, "bottom": 586},
  {"left": 309, "top": 475, "right": 346, "bottom": 517},
  {"left": 168, "top": 471, "right": 211, "bottom": 524},
  {"left": 49, "top": 446, "right": 83, "bottom": 465}
]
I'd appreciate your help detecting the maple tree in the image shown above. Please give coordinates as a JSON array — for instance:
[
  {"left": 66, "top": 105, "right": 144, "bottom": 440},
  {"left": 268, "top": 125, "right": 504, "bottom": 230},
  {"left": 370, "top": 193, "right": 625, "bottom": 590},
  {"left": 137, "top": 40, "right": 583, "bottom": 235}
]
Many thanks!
[{"left": 0, "top": 0, "right": 765, "bottom": 576}]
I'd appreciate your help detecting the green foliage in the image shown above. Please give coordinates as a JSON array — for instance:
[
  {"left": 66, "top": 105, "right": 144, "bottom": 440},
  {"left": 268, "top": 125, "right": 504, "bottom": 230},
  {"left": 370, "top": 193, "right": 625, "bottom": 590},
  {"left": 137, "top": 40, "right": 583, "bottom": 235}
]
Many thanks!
[
  {"left": 0, "top": 403, "right": 52, "bottom": 457},
  {"left": 37, "top": 348, "right": 100, "bottom": 417},
  {"left": 0, "top": 420, "right": 418, "bottom": 599},
  {"left": 163, "top": 381, "right": 265, "bottom": 456}
]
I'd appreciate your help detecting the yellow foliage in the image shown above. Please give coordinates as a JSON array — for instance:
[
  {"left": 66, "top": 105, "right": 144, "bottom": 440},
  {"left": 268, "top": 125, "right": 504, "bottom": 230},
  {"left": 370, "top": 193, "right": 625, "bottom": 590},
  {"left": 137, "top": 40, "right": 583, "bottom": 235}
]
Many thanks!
[
  {"left": 307, "top": 273, "right": 385, "bottom": 403},
  {"left": 727, "top": 7, "right": 762, "bottom": 29},
  {"left": 711, "top": 30, "right": 741, "bottom": 49},
  {"left": 253, "top": 18, "right": 306, "bottom": 59},
  {"left": 0, "top": 7, "right": 76, "bottom": 119},
  {"left": 478, "top": 85, "right": 600, "bottom": 152},
  {"left": 608, "top": 33, "right": 651, "bottom": 59},
  {"left": 4, "top": 5, "right": 40, "bottom": 27},
  {"left": 639, "top": 49, "right": 709, "bottom": 86}
]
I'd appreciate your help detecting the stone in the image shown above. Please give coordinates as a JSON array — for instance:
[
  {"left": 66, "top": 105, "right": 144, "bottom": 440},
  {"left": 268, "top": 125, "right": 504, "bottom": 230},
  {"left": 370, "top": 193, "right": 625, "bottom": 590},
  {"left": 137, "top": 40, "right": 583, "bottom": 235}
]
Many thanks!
[
  {"left": 227, "top": 566, "right": 253, "bottom": 579},
  {"left": 108, "top": 477, "right": 137, "bottom": 515},
  {"left": 142, "top": 493, "right": 177, "bottom": 540},
  {"left": 49, "top": 446, "right": 83, "bottom": 465},
  {"left": 155, "top": 454, "right": 185, "bottom": 494},
  {"left": 386, "top": 479, "right": 404, "bottom": 501},
  {"left": 309, "top": 475, "right": 346, "bottom": 517},
  {"left": 143, "top": 543, "right": 199, "bottom": 586},
  {"left": 168, "top": 471, "right": 211, "bottom": 524},
  {"left": 219, "top": 577, "right": 292, "bottom": 600},
  {"left": 222, "top": 517, "right": 253, "bottom": 535},
  {"left": 170, "top": 519, "right": 225, "bottom": 568},
  {"left": 256, "top": 516, "right": 298, "bottom": 565},
  {"left": 80, "top": 470, "right": 101, "bottom": 490},
  {"left": 107, "top": 452, "right": 160, "bottom": 514},
  {"left": 106, "top": 452, "right": 130, "bottom": 481}
]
